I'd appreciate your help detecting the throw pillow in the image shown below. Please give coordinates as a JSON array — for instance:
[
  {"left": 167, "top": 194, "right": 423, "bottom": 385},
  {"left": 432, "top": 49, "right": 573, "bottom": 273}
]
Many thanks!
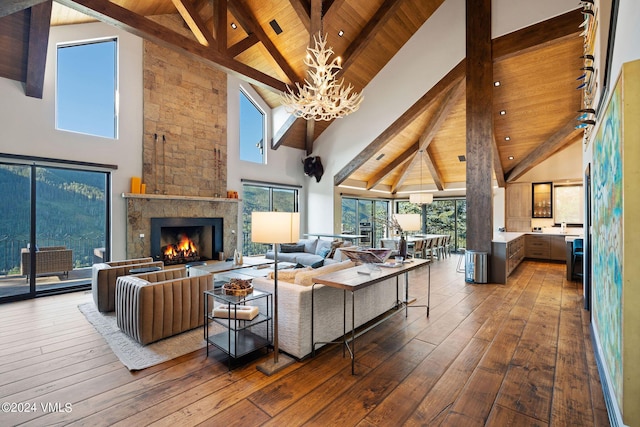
[
  {"left": 327, "top": 240, "right": 343, "bottom": 258},
  {"left": 293, "top": 260, "right": 355, "bottom": 287},
  {"left": 280, "top": 244, "right": 305, "bottom": 253},
  {"left": 310, "top": 259, "right": 325, "bottom": 268},
  {"left": 317, "top": 247, "right": 331, "bottom": 258},
  {"left": 267, "top": 267, "right": 311, "bottom": 280}
]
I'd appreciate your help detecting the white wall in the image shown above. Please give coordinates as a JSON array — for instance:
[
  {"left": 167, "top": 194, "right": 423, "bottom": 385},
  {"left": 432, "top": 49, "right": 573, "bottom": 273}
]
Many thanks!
[{"left": 0, "top": 22, "right": 143, "bottom": 260}]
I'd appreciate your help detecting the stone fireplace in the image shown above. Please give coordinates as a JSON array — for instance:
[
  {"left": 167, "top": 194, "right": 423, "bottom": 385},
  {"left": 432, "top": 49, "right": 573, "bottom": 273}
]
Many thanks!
[
  {"left": 122, "top": 40, "right": 234, "bottom": 261},
  {"left": 124, "top": 194, "right": 238, "bottom": 261}
]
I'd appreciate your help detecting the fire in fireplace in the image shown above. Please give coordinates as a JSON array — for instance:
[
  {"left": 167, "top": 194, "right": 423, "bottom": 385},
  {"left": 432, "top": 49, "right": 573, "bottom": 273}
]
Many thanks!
[
  {"left": 150, "top": 217, "right": 223, "bottom": 264},
  {"left": 162, "top": 232, "right": 200, "bottom": 264}
]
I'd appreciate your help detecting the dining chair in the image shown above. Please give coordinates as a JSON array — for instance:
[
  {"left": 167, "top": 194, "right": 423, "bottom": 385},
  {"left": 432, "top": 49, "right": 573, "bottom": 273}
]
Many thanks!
[
  {"left": 411, "top": 239, "right": 426, "bottom": 259},
  {"left": 423, "top": 238, "right": 435, "bottom": 261}
]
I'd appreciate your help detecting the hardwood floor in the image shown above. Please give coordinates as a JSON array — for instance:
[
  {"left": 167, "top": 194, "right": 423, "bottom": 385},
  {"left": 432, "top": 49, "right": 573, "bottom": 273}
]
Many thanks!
[{"left": 0, "top": 257, "right": 610, "bottom": 426}]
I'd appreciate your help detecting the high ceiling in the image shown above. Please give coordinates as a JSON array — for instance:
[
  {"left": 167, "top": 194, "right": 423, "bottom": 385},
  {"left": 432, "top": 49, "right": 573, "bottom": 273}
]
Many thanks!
[{"left": 0, "top": 0, "right": 585, "bottom": 195}]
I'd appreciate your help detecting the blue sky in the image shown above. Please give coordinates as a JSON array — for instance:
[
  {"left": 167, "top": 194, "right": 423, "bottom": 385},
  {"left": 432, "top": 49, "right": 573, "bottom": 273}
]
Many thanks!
[
  {"left": 56, "top": 39, "right": 116, "bottom": 139},
  {"left": 239, "top": 91, "right": 265, "bottom": 163}
]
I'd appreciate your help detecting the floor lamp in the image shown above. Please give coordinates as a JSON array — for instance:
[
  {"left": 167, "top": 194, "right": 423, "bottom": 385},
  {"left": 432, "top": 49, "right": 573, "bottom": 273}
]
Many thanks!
[{"left": 252, "top": 211, "right": 300, "bottom": 375}]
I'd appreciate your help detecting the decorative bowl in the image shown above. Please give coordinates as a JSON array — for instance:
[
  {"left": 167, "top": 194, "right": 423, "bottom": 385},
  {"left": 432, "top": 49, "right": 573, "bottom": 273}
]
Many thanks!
[{"left": 222, "top": 278, "right": 253, "bottom": 296}]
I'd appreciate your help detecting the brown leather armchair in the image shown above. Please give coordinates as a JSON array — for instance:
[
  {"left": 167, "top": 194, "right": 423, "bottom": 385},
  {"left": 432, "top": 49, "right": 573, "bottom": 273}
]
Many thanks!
[
  {"left": 115, "top": 268, "right": 213, "bottom": 345},
  {"left": 92, "top": 257, "right": 163, "bottom": 312}
]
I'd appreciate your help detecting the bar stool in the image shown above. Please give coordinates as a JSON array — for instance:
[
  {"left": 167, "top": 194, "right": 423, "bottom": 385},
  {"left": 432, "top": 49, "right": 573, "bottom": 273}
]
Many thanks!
[{"left": 572, "top": 238, "right": 584, "bottom": 280}]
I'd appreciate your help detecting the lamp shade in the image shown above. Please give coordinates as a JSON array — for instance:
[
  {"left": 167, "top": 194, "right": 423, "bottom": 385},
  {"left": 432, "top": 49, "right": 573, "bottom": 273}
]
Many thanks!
[
  {"left": 410, "top": 193, "right": 433, "bottom": 204},
  {"left": 393, "top": 213, "right": 421, "bottom": 232},
  {"left": 251, "top": 212, "right": 300, "bottom": 244}
]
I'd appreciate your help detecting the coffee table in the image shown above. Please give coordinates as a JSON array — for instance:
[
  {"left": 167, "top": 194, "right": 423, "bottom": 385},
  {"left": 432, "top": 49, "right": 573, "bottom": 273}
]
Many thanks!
[{"left": 189, "top": 257, "right": 275, "bottom": 276}]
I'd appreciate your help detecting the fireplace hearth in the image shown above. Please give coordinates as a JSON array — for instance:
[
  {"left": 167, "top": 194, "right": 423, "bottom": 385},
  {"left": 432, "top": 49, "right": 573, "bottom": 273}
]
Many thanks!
[{"left": 150, "top": 217, "right": 223, "bottom": 264}]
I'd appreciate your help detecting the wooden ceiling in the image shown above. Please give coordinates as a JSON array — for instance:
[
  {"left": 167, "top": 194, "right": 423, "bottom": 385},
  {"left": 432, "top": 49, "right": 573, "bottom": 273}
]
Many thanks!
[{"left": 0, "top": 1, "right": 585, "bottom": 195}]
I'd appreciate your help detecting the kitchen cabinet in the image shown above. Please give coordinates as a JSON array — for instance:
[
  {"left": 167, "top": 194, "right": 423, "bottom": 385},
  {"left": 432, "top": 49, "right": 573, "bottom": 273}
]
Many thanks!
[
  {"left": 492, "top": 233, "right": 525, "bottom": 284},
  {"left": 532, "top": 182, "right": 553, "bottom": 218},
  {"left": 506, "top": 183, "right": 532, "bottom": 231},
  {"left": 550, "top": 235, "right": 567, "bottom": 261},
  {"left": 525, "top": 234, "right": 551, "bottom": 259}
]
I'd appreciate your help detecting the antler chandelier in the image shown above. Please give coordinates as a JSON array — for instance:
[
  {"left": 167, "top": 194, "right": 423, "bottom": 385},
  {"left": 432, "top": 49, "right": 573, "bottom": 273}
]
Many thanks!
[{"left": 280, "top": 32, "right": 363, "bottom": 121}]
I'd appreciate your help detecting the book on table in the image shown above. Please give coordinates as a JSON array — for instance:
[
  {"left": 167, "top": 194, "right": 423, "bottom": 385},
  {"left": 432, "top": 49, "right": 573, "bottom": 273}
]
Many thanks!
[{"left": 212, "top": 304, "right": 259, "bottom": 320}]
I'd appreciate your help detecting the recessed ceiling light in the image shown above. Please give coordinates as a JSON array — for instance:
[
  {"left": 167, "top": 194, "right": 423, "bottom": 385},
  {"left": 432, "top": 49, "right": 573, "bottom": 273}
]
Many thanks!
[
  {"left": 494, "top": 81, "right": 501, "bottom": 87},
  {"left": 230, "top": 22, "right": 237, "bottom": 29},
  {"left": 338, "top": 30, "right": 344, "bottom": 37},
  {"left": 505, "top": 136, "right": 511, "bottom": 141},
  {"left": 508, "top": 156, "right": 515, "bottom": 160},
  {"left": 499, "top": 110, "right": 506, "bottom": 115}
]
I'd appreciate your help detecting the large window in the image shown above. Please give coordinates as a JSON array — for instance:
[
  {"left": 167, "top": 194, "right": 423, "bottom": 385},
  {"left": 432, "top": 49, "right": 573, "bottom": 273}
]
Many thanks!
[
  {"left": 341, "top": 197, "right": 389, "bottom": 247},
  {"left": 239, "top": 89, "right": 266, "bottom": 164},
  {"left": 242, "top": 182, "right": 299, "bottom": 255},
  {"left": 56, "top": 38, "right": 118, "bottom": 139},
  {"left": 554, "top": 184, "right": 584, "bottom": 225},
  {"left": 396, "top": 198, "right": 467, "bottom": 252}
]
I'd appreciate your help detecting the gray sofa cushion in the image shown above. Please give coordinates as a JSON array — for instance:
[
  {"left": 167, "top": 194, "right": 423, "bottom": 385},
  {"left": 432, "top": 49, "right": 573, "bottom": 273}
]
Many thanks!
[{"left": 281, "top": 243, "right": 305, "bottom": 253}]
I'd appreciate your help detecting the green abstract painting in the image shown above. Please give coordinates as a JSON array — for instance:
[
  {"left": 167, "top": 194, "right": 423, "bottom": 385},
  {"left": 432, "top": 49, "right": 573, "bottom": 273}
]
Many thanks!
[{"left": 592, "top": 77, "right": 623, "bottom": 403}]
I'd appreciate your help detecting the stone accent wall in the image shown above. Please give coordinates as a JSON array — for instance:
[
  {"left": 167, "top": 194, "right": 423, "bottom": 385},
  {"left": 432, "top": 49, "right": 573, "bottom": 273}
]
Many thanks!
[
  {"left": 142, "top": 40, "right": 227, "bottom": 198},
  {"left": 125, "top": 195, "right": 238, "bottom": 260}
]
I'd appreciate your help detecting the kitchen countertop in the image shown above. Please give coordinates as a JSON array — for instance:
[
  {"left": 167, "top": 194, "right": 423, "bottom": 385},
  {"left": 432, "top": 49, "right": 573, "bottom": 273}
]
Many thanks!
[{"left": 492, "top": 230, "right": 584, "bottom": 243}]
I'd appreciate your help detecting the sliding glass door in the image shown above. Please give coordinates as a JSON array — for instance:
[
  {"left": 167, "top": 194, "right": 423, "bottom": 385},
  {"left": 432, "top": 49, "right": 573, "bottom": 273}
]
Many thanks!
[
  {"left": 0, "top": 162, "right": 109, "bottom": 302},
  {"left": 0, "top": 164, "right": 31, "bottom": 299}
]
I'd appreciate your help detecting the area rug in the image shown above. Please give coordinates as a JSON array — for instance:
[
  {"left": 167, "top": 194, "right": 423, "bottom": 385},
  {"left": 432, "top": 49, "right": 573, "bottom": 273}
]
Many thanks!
[{"left": 78, "top": 302, "right": 207, "bottom": 371}]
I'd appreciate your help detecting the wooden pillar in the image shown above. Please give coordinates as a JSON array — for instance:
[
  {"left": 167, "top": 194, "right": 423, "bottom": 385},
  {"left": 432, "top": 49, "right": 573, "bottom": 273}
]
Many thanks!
[{"left": 466, "top": 0, "right": 493, "bottom": 256}]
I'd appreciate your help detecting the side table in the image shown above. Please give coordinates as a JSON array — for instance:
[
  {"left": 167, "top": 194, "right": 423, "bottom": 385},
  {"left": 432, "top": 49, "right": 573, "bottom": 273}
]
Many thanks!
[{"left": 204, "top": 288, "right": 272, "bottom": 370}]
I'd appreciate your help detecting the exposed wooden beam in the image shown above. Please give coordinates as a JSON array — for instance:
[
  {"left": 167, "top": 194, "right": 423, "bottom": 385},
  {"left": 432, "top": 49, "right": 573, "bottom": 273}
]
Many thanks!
[
  {"left": 417, "top": 78, "right": 465, "bottom": 152},
  {"left": 192, "top": 0, "right": 210, "bottom": 14},
  {"left": 228, "top": 0, "right": 300, "bottom": 85},
  {"left": 424, "top": 147, "right": 444, "bottom": 190},
  {"left": 55, "top": 0, "right": 288, "bottom": 93},
  {"left": 310, "top": 0, "right": 321, "bottom": 37},
  {"left": 24, "top": 0, "right": 51, "bottom": 99},
  {"left": 300, "top": 0, "right": 323, "bottom": 154},
  {"left": 390, "top": 152, "right": 417, "bottom": 194},
  {"left": 392, "top": 79, "right": 464, "bottom": 191},
  {"left": 322, "top": 0, "right": 346, "bottom": 22},
  {"left": 288, "top": 0, "right": 310, "bottom": 33},
  {"left": 366, "top": 142, "right": 419, "bottom": 190},
  {"left": 491, "top": 132, "right": 506, "bottom": 187},
  {"left": 493, "top": 8, "right": 582, "bottom": 60},
  {"left": 334, "top": 60, "right": 466, "bottom": 186},
  {"left": 339, "top": 0, "right": 403, "bottom": 75},
  {"left": 505, "top": 120, "right": 582, "bottom": 182},
  {"left": 0, "top": 0, "right": 47, "bottom": 18},
  {"left": 214, "top": 0, "right": 226, "bottom": 53},
  {"left": 305, "top": 120, "right": 315, "bottom": 155},
  {"left": 171, "top": 0, "right": 214, "bottom": 46},
  {"left": 227, "top": 34, "right": 258, "bottom": 57},
  {"left": 272, "top": 113, "right": 298, "bottom": 149}
]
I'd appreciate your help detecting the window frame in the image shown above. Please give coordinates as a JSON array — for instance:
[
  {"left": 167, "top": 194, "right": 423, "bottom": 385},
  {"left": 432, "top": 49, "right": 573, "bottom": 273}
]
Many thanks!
[{"left": 55, "top": 37, "right": 119, "bottom": 139}]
